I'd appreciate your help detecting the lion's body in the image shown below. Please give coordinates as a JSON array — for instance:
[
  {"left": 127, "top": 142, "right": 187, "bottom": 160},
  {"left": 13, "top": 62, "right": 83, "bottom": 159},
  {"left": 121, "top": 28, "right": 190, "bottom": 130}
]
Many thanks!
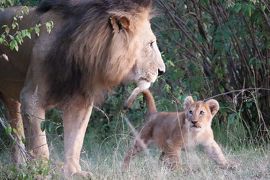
[
  {"left": 0, "top": 7, "right": 36, "bottom": 99},
  {"left": 0, "top": 0, "right": 165, "bottom": 177},
  {"left": 123, "top": 90, "right": 228, "bottom": 170}
]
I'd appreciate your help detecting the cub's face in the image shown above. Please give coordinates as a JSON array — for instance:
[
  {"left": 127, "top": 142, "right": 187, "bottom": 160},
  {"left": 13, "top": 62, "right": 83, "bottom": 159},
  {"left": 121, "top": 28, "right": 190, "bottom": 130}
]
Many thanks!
[{"left": 184, "top": 96, "right": 219, "bottom": 131}]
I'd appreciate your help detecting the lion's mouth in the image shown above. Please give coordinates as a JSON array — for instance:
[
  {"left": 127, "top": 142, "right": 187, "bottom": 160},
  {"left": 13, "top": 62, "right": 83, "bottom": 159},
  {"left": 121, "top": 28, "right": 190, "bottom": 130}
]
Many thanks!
[
  {"left": 191, "top": 124, "right": 201, "bottom": 128},
  {"left": 139, "top": 77, "right": 149, "bottom": 81},
  {"left": 139, "top": 78, "right": 156, "bottom": 84},
  {"left": 138, "top": 72, "right": 158, "bottom": 83}
]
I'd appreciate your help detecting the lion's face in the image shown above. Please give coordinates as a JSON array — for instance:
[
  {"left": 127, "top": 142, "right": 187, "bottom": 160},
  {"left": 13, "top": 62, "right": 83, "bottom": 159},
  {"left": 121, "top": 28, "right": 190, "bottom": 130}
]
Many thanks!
[
  {"left": 124, "top": 19, "right": 165, "bottom": 87},
  {"left": 184, "top": 96, "right": 220, "bottom": 131}
]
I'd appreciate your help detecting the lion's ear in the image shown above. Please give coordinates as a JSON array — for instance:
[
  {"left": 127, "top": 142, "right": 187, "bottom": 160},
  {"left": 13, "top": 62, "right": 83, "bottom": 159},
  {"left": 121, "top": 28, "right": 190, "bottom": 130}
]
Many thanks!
[
  {"left": 206, "top": 99, "right": 219, "bottom": 116},
  {"left": 110, "top": 16, "right": 130, "bottom": 32},
  {"left": 184, "top": 96, "right": 194, "bottom": 110}
]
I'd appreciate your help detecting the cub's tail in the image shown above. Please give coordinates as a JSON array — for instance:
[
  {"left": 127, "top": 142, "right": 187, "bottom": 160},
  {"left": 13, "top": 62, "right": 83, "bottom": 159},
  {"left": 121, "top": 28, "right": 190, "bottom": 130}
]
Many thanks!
[
  {"left": 142, "top": 89, "right": 157, "bottom": 114},
  {"left": 124, "top": 88, "right": 157, "bottom": 114}
]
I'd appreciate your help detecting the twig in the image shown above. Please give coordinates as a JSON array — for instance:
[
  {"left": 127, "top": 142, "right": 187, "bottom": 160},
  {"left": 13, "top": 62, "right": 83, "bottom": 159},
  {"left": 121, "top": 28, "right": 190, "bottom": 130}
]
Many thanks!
[
  {"left": 205, "top": 88, "right": 270, "bottom": 101},
  {"left": 94, "top": 105, "right": 110, "bottom": 122},
  {"left": 156, "top": 0, "right": 207, "bottom": 59},
  {"left": 0, "top": 117, "right": 30, "bottom": 161}
]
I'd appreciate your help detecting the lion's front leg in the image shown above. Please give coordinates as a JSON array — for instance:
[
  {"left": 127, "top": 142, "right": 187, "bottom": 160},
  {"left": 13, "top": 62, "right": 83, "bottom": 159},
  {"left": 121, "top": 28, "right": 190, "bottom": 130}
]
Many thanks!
[
  {"left": 203, "top": 140, "right": 228, "bottom": 167},
  {"left": 20, "top": 85, "right": 49, "bottom": 160},
  {"left": 62, "top": 98, "right": 93, "bottom": 177}
]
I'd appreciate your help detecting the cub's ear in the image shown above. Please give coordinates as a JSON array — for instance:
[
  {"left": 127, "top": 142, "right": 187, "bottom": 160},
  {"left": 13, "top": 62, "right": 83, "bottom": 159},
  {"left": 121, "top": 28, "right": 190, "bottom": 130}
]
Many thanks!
[
  {"left": 184, "top": 96, "right": 194, "bottom": 110},
  {"left": 109, "top": 16, "right": 130, "bottom": 32},
  {"left": 206, "top": 99, "right": 219, "bottom": 116}
]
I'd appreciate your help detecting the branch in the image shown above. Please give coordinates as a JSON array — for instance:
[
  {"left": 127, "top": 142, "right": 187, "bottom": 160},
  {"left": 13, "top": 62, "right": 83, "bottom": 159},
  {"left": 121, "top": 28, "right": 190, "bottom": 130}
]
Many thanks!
[{"left": 205, "top": 88, "right": 270, "bottom": 101}]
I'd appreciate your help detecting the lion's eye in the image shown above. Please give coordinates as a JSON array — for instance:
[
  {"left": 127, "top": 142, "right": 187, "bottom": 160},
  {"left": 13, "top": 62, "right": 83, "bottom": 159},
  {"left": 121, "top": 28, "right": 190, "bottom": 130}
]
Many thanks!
[
  {"left": 200, "top": 111, "right": 204, "bottom": 115},
  {"left": 149, "top": 41, "right": 154, "bottom": 48},
  {"left": 189, "top": 110, "right": 193, "bottom": 115}
]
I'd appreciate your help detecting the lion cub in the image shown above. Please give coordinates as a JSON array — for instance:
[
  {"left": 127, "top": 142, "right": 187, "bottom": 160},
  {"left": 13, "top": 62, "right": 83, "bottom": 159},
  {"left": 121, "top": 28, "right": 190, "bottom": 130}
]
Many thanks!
[{"left": 123, "top": 89, "right": 229, "bottom": 170}]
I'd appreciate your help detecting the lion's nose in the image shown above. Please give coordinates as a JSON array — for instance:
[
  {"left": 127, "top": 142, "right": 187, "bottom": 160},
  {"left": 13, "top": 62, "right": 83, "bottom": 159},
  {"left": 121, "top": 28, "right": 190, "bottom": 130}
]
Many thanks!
[{"left": 158, "top": 69, "right": 165, "bottom": 76}]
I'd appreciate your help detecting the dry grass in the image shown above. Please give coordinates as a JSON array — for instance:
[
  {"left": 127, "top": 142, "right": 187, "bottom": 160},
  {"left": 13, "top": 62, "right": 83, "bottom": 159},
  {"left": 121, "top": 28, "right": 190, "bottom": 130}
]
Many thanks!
[
  {"left": 80, "top": 142, "right": 270, "bottom": 180},
  {"left": 1, "top": 134, "right": 268, "bottom": 180},
  {"left": 0, "top": 131, "right": 269, "bottom": 179}
]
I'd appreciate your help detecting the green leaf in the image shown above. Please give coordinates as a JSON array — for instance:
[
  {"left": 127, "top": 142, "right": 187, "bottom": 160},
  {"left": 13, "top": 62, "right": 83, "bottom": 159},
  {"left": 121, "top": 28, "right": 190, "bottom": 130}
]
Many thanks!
[
  {"left": 0, "top": 34, "right": 5, "bottom": 43},
  {"left": 5, "top": 125, "right": 12, "bottom": 135},
  {"left": 45, "top": 21, "right": 54, "bottom": 34},
  {"left": 4, "top": 26, "right": 10, "bottom": 34},
  {"left": 233, "top": 3, "right": 242, "bottom": 13},
  {"left": 21, "top": 29, "right": 31, "bottom": 39},
  {"left": 166, "top": 60, "right": 175, "bottom": 67},
  {"left": 34, "top": 24, "right": 41, "bottom": 36},
  {"left": 11, "top": 22, "right": 18, "bottom": 29},
  {"left": 9, "top": 39, "right": 18, "bottom": 51}
]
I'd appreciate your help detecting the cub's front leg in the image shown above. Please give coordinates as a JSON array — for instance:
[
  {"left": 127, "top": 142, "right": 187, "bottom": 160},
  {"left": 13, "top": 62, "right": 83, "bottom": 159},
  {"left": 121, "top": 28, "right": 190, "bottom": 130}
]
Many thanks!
[{"left": 203, "top": 140, "right": 228, "bottom": 167}]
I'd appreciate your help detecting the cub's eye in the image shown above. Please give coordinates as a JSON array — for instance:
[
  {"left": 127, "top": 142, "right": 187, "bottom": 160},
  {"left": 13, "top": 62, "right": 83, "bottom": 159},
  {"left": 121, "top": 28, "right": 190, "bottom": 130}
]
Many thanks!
[
  {"left": 200, "top": 111, "right": 204, "bottom": 115},
  {"left": 189, "top": 110, "right": 193, "bottom": 115}
]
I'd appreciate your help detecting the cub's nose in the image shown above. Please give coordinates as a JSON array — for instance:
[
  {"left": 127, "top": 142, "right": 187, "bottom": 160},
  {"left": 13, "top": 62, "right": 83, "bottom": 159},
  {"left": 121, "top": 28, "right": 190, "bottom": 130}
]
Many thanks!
[
  {"left": 158, "top": 69, "right": 165, "bottom": 76},
  {"left": 191, "top": 121, "right": 198, "bottom": 124}
]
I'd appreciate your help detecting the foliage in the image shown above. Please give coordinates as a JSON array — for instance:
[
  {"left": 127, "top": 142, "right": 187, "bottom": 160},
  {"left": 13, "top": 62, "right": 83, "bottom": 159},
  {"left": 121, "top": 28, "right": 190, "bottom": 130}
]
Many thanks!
[
  {"left": 150, "top": 0, "right": 270, "bottom": 143},
  {"left": 0, "top": 0, "right": 38, "bottom": 8},
  {"left": 0, "top": 160, "right": 59, "bottom": 179},
  {"left": 0, "top": 0, "right": 20, "bottom": 9},
  {"left": 1, "top": 7, "right": 32, "bottom": 51},
  {"left": 0, "top": 0, "right": 53, "bottom": 52}
]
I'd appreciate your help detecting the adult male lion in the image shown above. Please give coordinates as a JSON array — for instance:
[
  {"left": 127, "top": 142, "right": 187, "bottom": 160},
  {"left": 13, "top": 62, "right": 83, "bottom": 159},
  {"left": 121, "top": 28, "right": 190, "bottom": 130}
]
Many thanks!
[{"left": 0, "top": 0, "right": 165, "bottom": 176}]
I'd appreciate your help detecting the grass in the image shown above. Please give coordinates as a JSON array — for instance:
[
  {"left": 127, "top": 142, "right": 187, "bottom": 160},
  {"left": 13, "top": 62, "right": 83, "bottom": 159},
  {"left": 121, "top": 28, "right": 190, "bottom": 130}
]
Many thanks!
[
  {"left": 0, "top": 133, "right": 269, "bottom": 180},
  {"left": 81, "top": 140, "right": 270, "bottom": 180},
  {"left": 0, "top": 105, "right": 269, "bottom": 179}
]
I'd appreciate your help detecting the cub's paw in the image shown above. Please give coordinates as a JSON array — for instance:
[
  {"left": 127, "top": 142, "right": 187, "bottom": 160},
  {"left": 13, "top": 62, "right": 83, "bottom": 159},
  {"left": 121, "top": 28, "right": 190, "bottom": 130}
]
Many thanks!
[
  {"left": 220, "top": 160, "right": 239, "bottom": 170},
  {"left": 72, "top": 171, "right": 93, "bottom": 180}
]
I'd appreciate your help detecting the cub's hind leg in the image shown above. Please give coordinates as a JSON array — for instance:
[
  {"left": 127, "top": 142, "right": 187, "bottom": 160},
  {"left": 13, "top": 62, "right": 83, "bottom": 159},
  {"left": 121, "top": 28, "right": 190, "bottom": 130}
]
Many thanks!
[
  {"left": 123, "top": 121, "right": 153, "bottom": 170},
  {"left": 159, "top": 150, "right": 180, "bottom": 170},
  {"left": 123, "top": 137, "right": 149, "bottom": 170}
]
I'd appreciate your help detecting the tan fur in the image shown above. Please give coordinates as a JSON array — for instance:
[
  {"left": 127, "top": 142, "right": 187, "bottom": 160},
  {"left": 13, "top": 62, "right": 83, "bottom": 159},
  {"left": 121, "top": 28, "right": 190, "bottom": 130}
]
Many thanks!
[
  {"left": 124, "top": 80, "right": 153, "bottom": 110},
  {"left": 123, "top": 90, "right": 229, "bottom": 170},
  {"left": 0, "top": 0, "right": 165, "bottom": 177}
]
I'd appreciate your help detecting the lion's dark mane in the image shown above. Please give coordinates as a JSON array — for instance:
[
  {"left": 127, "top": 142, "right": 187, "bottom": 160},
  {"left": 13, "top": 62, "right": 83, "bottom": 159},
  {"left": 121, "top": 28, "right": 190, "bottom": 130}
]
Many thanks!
[{"left": 38, "top": 0, "right": 152, "bottom": 105}]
